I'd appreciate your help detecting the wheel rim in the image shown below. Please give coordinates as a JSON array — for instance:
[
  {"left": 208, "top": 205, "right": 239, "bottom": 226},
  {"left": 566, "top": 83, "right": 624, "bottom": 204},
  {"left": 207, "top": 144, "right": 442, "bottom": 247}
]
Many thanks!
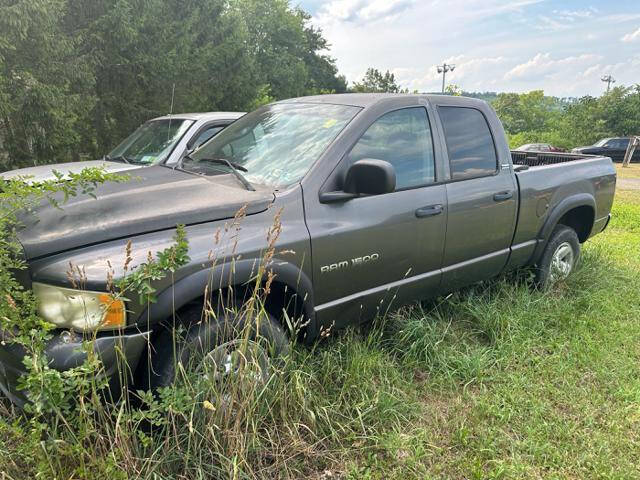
[
  {"left": 200, "top": 339, "right": 270, "bottom": 384},
  {"left": 549, "top": 241, "right": 574, "bottom": 283}
]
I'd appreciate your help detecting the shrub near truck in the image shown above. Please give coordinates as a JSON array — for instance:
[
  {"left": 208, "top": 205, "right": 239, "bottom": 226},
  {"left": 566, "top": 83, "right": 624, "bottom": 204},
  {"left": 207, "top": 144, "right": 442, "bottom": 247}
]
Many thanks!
[{"left": 0, "top": 94, "right": 616, "bottom": 405}]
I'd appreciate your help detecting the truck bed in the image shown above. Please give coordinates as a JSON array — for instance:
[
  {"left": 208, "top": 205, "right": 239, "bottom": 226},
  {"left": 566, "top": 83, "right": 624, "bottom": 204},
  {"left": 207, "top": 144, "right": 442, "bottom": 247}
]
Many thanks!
[
  {"left": 509, "top": 153, "right": 616, "bottom": 269},
  {"left": 511, "top": 150, "right": 597, "bottom": 167}
]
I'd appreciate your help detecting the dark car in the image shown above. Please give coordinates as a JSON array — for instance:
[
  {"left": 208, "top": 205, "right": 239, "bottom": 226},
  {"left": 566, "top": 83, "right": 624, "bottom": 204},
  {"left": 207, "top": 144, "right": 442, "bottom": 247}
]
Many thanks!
[
  {"left": 0, "top": 94, "right": 617, "bottom": 406},
  {"left": 515, "top": 143, "right": 565, "bottom": 153},
  {"left": 572, "top": 137, "right": 639, "bottom": 162}
]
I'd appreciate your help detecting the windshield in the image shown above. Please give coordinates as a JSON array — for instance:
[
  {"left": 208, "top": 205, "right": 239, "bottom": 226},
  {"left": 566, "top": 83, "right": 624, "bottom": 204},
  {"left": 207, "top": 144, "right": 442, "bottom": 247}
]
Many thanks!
[
  {"left": 108, "top": 119, "right": 195, "bottom": 165},
  {"left": 185, "top": 103, "right": 360, "bottom": 188},
  {"left": 594, "top": 138, "right": 612, "bottom": 147}
]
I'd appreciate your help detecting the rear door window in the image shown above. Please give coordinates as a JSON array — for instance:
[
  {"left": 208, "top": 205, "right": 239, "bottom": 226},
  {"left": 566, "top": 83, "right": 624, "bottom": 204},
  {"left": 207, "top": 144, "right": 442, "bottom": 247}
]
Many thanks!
[{"left": 438, "top": 106, "right": 498, "bottom": 180}]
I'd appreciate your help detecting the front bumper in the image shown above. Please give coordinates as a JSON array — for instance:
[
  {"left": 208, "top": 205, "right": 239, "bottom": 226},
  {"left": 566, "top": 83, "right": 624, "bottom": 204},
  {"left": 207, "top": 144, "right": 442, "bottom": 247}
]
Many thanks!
[{"left": 0, "top": 329, "right": 150, "bottom": 407}]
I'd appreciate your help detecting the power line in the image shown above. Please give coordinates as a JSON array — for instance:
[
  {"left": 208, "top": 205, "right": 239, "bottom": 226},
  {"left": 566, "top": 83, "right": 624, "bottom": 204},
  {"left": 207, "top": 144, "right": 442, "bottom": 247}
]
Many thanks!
[
  {"left": 436, "top": 63, "right": 455, "bottom": 94},
  {"left": 601, "top": 74, "right": 615, "bottom": 92}
]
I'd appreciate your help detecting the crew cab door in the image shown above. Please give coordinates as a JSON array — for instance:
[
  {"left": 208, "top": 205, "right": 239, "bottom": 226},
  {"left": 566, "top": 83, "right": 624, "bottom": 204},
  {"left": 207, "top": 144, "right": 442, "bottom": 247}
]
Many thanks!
[
  {"left": 304, "top": 104, "right": 447, "bottom": 329},
  {"left": 436, "top": 105, "right": 518, "bottom": 289}
]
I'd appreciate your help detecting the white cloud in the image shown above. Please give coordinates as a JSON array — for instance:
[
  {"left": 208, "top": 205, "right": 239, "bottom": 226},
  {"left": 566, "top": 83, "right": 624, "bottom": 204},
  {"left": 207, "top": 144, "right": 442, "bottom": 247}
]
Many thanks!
[
  {"left": 602, "top": 13, "right": 640, "bottom": 24},
  {"left": 621, "top": 27, "right": 640, "bottom": 43},
  {"left": 317, "top": 0, "right": 416, "bottom": 24},
  {"left": 536, "top": 15, "right": 570, "bottom": 32},
  {"left": 581, "top": 64, "right": 602, "bottom": 78},
  {"left": 504, "top": 53, "right": 601, "bottom": 81},
  {"left": 552, "top": 7, "right": 597, "bottom": 21},
  {"left": 305, "top": 0, "right": 640, "bottom": 96}
]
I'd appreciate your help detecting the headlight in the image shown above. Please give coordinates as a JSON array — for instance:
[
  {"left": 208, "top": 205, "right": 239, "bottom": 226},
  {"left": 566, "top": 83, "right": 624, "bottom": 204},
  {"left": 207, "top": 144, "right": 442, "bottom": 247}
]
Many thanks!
[{"left": 32, "top": 282, "right": 126, "bottom": 331}]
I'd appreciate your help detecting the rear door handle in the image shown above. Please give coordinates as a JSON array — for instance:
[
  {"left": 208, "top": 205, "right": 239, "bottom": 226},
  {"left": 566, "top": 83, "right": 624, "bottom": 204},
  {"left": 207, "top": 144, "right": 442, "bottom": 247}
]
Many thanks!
[
  {"left": 415, "top": 204, "right": 443, "bottom": 218},
  {"left": 493, "top": 191, "right": 513, "bottom": 202}
]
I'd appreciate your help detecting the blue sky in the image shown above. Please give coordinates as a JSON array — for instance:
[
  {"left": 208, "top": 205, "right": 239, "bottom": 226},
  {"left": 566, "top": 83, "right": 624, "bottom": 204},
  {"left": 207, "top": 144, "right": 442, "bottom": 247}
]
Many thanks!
[{"left": 298, "top": 0, "right": 640, "bottom": 96}]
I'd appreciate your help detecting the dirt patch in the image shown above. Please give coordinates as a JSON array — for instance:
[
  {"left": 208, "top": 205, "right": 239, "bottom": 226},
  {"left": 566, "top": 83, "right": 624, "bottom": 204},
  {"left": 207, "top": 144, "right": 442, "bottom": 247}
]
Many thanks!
[{"left": 617, "top": 178, "right": 640, "bottom": 191}]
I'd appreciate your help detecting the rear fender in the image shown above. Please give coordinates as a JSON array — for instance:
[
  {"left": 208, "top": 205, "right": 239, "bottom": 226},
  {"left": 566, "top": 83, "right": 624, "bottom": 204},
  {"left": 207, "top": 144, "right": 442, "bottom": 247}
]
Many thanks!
[{"left": 531, "top": 193, "right": 595, "bottom": 264}]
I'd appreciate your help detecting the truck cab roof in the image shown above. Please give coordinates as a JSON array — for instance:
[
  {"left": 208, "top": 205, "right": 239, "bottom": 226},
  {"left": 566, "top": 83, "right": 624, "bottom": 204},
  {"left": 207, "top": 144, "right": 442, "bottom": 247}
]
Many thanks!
[{"left": 277, "top": 93, "right": 487, "bottom": 109}]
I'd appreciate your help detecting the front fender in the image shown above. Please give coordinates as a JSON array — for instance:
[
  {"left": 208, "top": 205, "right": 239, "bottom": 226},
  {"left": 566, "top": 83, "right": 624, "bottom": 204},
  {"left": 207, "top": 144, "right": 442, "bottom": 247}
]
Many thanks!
[{"left": 137, "top": 257, "right": 316, "bottom": 336}]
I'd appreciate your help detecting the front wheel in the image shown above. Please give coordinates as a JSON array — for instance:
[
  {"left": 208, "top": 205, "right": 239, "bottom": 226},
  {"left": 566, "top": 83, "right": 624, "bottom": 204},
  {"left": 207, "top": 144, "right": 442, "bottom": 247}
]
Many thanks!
[
  {"left": 534, "top": 225, "right": 580, "bottom": 289},
  {"left": 141, "top": 304, "right": 290, "bottom": 392}
]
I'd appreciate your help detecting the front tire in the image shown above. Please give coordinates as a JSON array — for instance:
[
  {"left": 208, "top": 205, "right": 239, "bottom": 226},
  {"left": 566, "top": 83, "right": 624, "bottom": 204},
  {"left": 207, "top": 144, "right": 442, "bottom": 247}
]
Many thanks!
[
  {"left": 141, "top": 304, "right": 290, "bottom": 391},
  {"left": 534, "top": 225, "right": 580, "bottom": 289}
]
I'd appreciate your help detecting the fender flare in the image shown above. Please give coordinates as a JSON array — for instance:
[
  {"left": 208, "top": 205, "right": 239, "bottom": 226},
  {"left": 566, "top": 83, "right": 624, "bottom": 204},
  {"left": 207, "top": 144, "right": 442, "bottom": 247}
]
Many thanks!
[
  {"left": 137, "top": 258, "right": 316, "bottom": 338},
  {"left": 531, "top": 193, "right": 595, "bottom": 264}
]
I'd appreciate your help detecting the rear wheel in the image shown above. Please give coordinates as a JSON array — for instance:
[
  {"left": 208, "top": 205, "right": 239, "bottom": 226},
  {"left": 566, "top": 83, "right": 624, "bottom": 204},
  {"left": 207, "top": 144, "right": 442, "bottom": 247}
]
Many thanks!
[{"left": 534, "top": 225, "right": 580, "bottom": 289}]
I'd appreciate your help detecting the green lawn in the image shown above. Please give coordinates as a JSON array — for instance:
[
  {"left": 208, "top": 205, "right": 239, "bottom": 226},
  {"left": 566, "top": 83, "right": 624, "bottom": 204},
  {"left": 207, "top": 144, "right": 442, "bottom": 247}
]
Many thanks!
[{"left": 1, "top": 187, "right": 639, "bottom": 479}]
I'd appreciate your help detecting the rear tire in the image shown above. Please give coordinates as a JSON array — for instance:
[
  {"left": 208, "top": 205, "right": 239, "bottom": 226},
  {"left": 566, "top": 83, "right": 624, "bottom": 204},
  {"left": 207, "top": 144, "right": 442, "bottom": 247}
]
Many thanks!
[
  {"left": 141, "top": 303, "right": 290, "bottom": 391},
  {"left": 534, "top": 225, "right": 580, "bottom": 289}
]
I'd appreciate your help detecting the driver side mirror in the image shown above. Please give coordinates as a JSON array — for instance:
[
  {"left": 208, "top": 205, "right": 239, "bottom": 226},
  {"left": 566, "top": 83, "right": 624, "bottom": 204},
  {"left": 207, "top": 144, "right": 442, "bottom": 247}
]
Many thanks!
[{"left": 319, "top": 159, "right": 396, "bottom": 203}]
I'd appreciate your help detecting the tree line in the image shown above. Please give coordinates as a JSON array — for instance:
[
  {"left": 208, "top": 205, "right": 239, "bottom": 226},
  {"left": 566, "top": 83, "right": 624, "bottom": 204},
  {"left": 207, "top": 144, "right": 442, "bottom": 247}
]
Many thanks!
[
  {"left": 344, "top": 69, "right": 640, "bottom": 150},
  {"left": 0, "top": 0, "right": 346, "bottom": 170},
  {"left": 1, "top": 0, "right": 639, "bottom": 173},
  {"left": 492, "top": 86, "right": 640, "bottom": 150}
]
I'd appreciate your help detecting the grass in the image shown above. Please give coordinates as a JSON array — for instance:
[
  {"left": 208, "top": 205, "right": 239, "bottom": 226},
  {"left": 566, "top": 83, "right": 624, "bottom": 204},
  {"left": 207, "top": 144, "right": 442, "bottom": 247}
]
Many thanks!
[
  {"left": 616, "top": 163, "right": 640, "bottom": 179},
  {"left": 1, "top": 188, "right": 639, "bottom": 479}
]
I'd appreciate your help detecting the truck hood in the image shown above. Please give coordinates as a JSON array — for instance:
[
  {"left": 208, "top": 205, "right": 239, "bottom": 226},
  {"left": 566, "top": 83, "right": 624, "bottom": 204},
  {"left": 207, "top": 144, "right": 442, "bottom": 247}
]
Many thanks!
[
  {"left": 1, "top": 159, "right": 142, "bottom": 183},
  {"left": 17, "top": 166, "right": 274, "bottom": 260}
]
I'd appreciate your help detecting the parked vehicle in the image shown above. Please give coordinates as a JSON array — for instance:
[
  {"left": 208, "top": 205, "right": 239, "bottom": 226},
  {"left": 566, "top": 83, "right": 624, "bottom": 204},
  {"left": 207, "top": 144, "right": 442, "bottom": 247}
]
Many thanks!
[
  {"left": 572, "top": 137, "right": 640, "bottom": 163},
  {"left": 0, "top": 112, "right": 244, "bottom": 182},
  {"left": 0, "top": 94, "right": 616, "bottom": 405},
  {"left": 515, "top": 143, "right": 565, "bottom": 153}
]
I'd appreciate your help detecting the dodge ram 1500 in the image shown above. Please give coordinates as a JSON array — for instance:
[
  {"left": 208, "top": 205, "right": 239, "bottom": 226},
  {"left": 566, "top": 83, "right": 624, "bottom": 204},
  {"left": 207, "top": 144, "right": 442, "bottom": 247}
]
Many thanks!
[{"left": 0, "top": 94, "right": 616, "bottom": 405}]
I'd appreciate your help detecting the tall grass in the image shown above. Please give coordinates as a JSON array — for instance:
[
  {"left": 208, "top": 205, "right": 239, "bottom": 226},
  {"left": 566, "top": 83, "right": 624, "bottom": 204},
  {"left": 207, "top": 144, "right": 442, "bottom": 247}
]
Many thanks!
[{"left": 1, "top": 192, "right": 639, "bottom": 479}]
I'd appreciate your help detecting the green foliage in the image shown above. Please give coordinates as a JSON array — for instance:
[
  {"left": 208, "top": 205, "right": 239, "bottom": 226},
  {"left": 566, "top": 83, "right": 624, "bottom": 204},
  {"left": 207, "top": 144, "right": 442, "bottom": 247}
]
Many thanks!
[
  {"left": 496, "top": 86, "right": 640, "bottom": 150},
  {"left": 1, "top": 188, "right": 639, "bottom": 478},
  {"left": 0, "top": 0, "right": 345, "bottom": 170},
  {"left": 0, "top": 168, "right": 127, "bottom": 344},
  {"left": 445, "top": 84, "right": 462, "bottom": 96},
  {"left": 352, "top": 68, "right": 404, "bottom": 93},
  {"left": 116, "top": 224, "right": 190, "bottom": 304},
  {"left": 0, "top": 168, "right": 129, "bottom": 416}
]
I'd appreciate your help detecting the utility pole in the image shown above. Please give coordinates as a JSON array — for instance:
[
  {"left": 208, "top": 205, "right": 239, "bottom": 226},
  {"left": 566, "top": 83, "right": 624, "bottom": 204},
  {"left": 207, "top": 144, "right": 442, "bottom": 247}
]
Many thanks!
[
  {"left": 436, "top": 62, "right": 455, "bottom": 93},
  {"left": 601, "top": 74, "right": 615, "bottom": 92}
]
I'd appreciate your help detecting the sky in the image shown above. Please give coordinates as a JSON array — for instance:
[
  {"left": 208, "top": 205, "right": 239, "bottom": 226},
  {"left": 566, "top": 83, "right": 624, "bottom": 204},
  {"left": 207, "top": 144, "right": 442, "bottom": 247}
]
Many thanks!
[{"left": 298, "top": 0, "right": 640, "bottom": 97}]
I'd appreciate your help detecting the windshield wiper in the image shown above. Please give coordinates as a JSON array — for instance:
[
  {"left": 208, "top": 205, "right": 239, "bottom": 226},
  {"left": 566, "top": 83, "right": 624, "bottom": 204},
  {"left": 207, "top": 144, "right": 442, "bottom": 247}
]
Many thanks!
[{"left": 181, "top": 155, "right": 255, "bottom": 191}]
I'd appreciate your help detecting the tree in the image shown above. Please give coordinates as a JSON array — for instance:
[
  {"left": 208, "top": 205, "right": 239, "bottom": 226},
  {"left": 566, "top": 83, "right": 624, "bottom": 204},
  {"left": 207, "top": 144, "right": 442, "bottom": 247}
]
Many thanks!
[
  {"left": 0, "top": 0, "right": 96, "bottom": 168},
  {"left": 351, "top": 68, "right": 401, "bottom": 93},
  {"left": 68, "top": 0, "right": 258, "bottom": 154},
  {"left": 296, "top": 9, "right": 347, "bottom": 94},
  {"left": 0, "top": 0, "right": 347, "bottom": 170},
  {"left": 234, "top": 0, "right": 346, "bottom": 100},
  {"left": 445, "top": 84, "right": 462, "bottom": 96},
  {"left": 493, "top": 90, "right": 557, "bottom": 134}
]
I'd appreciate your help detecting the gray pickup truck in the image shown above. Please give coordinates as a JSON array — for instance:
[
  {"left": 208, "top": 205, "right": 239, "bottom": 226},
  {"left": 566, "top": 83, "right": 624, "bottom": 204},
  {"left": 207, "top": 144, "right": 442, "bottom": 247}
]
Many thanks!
[{"left": 0, "top": 94, "right": 616, "bottom": 405}]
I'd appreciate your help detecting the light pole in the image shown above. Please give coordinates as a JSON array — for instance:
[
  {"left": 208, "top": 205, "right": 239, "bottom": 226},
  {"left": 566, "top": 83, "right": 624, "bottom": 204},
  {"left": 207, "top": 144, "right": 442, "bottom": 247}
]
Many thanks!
[
  {"left": 601, "top": 74, "right": 615, "bottom": 92},
  {"left": 436, "top": 63, "right": 455, "bottom": 93}
]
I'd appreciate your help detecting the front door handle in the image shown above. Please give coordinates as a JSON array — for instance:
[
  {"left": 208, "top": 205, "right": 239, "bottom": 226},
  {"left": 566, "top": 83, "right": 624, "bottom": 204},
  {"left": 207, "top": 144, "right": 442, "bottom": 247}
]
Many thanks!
[
  {"left": 493, "top": 191, "right": 513, "bottom": 202},
  {"left": 415, "top": 204, "right": 443, "bottom": 218}
]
